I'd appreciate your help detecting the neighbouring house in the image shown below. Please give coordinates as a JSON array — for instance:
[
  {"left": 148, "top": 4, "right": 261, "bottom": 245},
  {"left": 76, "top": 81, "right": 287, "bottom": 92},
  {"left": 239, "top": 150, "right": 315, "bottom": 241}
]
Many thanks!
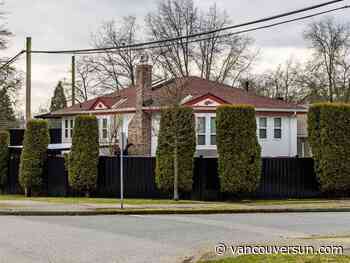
[{"left": 38, "top": 61, "right": 307, "bottom": 157}]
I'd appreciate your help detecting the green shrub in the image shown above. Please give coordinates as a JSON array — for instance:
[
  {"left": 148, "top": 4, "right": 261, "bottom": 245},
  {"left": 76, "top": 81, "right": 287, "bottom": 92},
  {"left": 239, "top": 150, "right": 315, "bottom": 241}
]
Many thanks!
[
  {"left": 67, "top": 115, "right": 99, "bottom": 196},
  {"left": 156, "top": 107, "right": 196, "bottom": 196},
  {"left": 308, "top": 103, "right": 350, "bottom": 194},
  {"left": 216, "top": 105, "right": 261, "bottom": 194},
  {"left": 0, "top": 131, "right": 9, "bottom": 193},
  {"left": 19, "top": 120, "right": 50, "bottom": 196}
]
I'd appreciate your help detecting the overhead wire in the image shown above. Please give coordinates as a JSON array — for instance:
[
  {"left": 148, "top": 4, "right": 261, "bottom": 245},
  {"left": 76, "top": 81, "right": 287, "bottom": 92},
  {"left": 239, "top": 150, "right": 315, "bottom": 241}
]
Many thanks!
[
  {"left": 30, "top": 0, "right": 346, "bottom": 55},
  {"left": 63, "top": 5, "right": 350, "bottom": 55}
]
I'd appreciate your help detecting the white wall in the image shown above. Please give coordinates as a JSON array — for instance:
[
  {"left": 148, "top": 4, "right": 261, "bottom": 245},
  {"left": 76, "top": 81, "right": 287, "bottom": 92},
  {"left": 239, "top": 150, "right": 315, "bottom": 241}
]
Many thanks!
[
  {"left": 151, "top": 113, "right": 160, "bottom": 156},
  {"left": 61, "top": 113, "right": 134, "bottom": 146},
  {"left": 150, "top": 113, "right": 298, "bottom": 157},
  {"left": 257, "top": 116, "right": 297, "bottom": 157}
]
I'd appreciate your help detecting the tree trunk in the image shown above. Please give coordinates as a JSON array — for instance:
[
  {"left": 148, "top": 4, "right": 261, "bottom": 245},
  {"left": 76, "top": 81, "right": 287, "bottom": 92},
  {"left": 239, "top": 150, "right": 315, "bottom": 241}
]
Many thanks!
[
  {"left": 173, "top": 140, "right": 179, "bottom": 201},
  {"left": 25, "top": 187, "right": 31, "bottom": 197}
]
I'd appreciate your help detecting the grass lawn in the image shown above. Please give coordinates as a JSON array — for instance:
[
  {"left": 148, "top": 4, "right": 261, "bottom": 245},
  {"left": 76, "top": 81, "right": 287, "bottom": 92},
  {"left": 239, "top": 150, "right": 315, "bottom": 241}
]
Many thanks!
[
  {"left": 202, "top": 255, "right": 350, "bottom": 263},
  {"left": 0, "top": 195, "right": 350, "bottom": 208},
  {"left": 0, "top": 195, "right": 204, "bottom": 205}
]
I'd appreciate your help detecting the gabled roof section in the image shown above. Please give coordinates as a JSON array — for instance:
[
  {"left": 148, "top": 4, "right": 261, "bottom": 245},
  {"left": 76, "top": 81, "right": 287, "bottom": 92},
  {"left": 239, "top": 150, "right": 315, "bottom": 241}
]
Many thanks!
[
  {"left": 41, "top": 76, "right": 306, "bottom": 118},
  {"left": 184, "top": 93, "right": 229, "bottom": 107},
  {"left": 90, "top": 98, "right": 110, "bottom": 110}
]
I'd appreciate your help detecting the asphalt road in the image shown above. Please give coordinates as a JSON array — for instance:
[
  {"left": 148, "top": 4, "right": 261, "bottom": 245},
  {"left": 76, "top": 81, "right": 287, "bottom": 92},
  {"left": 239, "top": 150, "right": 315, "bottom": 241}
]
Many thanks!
[{"left": 0, "top": 213, "right": 349, "bottom": 263}]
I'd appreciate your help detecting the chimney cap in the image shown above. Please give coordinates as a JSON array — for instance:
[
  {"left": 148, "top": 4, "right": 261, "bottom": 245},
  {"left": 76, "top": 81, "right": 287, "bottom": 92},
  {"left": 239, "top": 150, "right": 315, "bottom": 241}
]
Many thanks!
[{"left": 139, "top": 52, "right": 150, "bottom": 64}]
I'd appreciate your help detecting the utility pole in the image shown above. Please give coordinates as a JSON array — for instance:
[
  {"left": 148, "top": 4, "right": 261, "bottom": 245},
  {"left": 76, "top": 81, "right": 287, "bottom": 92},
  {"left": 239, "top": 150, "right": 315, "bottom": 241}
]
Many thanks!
[
  {"left": 25, "top": 37, "right": 32, "bottom": 123},
  {"left": 71, "top": 56, "right": 76, "bottom": 106},
  {"left": 119, "top": 132, "right": 125, "bottom": 209}
]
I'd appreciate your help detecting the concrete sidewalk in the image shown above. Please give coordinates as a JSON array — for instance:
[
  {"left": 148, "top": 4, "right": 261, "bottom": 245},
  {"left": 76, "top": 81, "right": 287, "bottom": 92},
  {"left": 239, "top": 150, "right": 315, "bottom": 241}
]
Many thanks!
[{"left": 1, "top": 199, "right": 350, "bottom": 216}]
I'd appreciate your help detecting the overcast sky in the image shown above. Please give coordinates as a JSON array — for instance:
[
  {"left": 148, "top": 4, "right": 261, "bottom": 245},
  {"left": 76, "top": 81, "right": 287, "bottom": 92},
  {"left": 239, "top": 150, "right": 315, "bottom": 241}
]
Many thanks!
[{"left": 3, "top": 0, "right": 350, "bottom": 113}]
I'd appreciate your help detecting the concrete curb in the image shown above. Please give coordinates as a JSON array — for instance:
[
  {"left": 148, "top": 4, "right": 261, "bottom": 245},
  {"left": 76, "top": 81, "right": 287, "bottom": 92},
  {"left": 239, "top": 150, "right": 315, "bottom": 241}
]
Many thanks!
[{"left": 1, "top": 207, "right": 350, "bottom": 216}]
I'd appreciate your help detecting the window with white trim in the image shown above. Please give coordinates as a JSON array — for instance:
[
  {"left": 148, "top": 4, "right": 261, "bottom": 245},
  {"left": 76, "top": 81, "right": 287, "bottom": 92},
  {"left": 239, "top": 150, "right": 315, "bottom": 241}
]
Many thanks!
[
  {"left": 102, "top": 118, "right": 108, "bottom": 139},
  {"left": 274, "top": 117, "right": 282, "bottom": 139},
  {"left": 210, "top": 117, "right": 216, "bottom": 145},
  {"left": 64, "top": 119, "right": 69, "bottom": 138},
  {"left": 70, "top": 119, "right": 74, "bottom": 138},
  {"left": 196, "top": 114, "right": 216, "bottom": 147},
  {"left": 197, "top": 117, "right": 206, "bottom": 145},
  {"left": 259, "top": 117, "right": 267, "bottom": 139}
]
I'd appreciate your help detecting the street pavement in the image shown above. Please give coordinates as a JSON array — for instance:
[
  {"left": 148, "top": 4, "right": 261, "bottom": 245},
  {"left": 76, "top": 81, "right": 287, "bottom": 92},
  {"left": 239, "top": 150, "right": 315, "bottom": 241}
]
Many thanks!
[{"left": 0, "top": 213, "right": 349, "bottom": 263}]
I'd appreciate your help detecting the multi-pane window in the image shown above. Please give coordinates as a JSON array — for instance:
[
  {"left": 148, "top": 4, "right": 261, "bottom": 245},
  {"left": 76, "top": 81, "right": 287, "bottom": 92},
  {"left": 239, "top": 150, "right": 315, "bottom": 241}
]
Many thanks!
[
  {"left": 197, "top": 117, "right": 206, "bottom": 145},
  {"left": 70, "top": 119, "right": 74, "bottom": 138},
  {"left": 102, "top": 118, "right": 108, "bottom": 139},
  {"left": 274, "top": 117, "right": 282, "bottom": 139},
  {"left": 196, "top": 115, "right": 216, "bottom": 147},
  {"left": 210, "top": 117, "right": 216, "bottom": 145},
  {"left": 259, "top": 117, "right": 267, "bottom": 139},
  {"left": 64, "top": 120, "right": 69, "bottom": 138}
]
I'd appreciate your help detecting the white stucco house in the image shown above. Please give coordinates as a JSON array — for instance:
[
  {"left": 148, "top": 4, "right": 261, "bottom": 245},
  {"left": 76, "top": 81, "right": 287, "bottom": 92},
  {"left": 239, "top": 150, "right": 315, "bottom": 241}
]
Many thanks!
[{"left": 39, "top": 62, "right": 307, "bottom": 157}]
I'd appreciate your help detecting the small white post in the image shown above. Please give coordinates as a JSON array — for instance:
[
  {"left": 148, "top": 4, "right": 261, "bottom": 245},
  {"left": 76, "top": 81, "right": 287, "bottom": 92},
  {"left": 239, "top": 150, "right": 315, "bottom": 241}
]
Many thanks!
[{"left": 119, "top": 132, "right": 125, "bottom": 209}]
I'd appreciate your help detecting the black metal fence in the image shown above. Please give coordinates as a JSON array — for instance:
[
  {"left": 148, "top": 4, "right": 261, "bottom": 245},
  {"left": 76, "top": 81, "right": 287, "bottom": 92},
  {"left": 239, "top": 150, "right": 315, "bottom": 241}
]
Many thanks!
[
  {"left": 5, "top": 154, "right": 320, "bottom": 199},
  {"left": 9, "top": 129, "right": 62, "bottom": 146}
]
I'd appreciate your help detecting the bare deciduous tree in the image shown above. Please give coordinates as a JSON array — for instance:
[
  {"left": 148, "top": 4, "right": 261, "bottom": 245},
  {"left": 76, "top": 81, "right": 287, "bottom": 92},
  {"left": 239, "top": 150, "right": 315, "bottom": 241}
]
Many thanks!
[
  {"left": 304, "top": 17, "right": 350, "bottom": 102},
  {"left": 146, "top": 0, "right": 198, "bottom": 78},
  {"left": 90, "top": 16, "right": 141, "bottom": 92},
  {"left": 195, "top": 4, "right": 257, "bottom": 85}
]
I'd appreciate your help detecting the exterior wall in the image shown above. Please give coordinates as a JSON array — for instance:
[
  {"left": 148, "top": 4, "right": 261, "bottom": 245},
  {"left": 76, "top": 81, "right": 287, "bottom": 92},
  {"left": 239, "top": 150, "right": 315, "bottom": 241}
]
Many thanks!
[
  {"left": 257, "top": 115, "right": 298, "bottom": 157},
  {"left": 151, "top": 113, "right": 160, "bottom": 156},
  {"left": 150, "top": 112, "right": 298, "bottom": 157},
  {"left": 61, "top": 113, "right": 134, "bottom": 153},
  {"left": 128, "top": 112, "right": 152, "bottom": 155}
]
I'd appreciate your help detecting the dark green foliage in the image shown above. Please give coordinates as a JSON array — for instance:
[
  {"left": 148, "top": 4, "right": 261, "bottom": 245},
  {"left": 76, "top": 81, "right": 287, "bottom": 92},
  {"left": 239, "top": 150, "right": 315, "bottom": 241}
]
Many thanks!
[
  {"left": 308, "top": 103, "right": 350, "bottom": 194},
  {"left": 0, "top": 131, "right": 9, "bottom": 192},
  {"left": 50, "top": 81, "right": 67, "bottom": 112},
  {"left": 156, "top": 107, "right": 196, "bottom": 193},
  {"left": 0, "top": 89, "right": 16, "bottom": 129},
  {"left": 19, "top": 120, "right": 50, "bottom": 195},
  {"left": 216, "top": 105, "right": 261, "bottom": 194},
  {"left": 67, "top": 115, "right": 99, "bottom": 196}
]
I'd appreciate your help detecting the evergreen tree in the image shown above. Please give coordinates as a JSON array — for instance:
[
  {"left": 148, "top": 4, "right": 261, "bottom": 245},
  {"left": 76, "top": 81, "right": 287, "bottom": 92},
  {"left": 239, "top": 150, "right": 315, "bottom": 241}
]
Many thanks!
[
  {"left": 50, "top": 81, "right": 67, "bottom": 112},
  {"left": 0, "top": 88, "right": 16, "bottom": 129}
]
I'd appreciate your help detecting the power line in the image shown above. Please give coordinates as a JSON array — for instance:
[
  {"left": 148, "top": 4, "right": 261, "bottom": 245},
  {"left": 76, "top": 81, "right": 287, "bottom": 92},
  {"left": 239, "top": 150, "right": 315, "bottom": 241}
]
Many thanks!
[
  {"left": 54, "top": 5, "right": 350, "bottom": 55},
  {"left": 0, "top": 50, "right": 25, "bottom": 71},
  {"left": 31, "top": 0, "right": 346, "bottom": 55}
]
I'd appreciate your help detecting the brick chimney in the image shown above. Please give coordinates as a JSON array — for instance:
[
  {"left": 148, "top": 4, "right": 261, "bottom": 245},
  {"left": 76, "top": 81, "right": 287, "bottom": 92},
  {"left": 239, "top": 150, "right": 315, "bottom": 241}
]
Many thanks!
[
  {"left": 135, "top": 63, "right": 152, "bottom": 111},
  {"left": 127, "top": 58, "right": 153, "bottom": 155}
]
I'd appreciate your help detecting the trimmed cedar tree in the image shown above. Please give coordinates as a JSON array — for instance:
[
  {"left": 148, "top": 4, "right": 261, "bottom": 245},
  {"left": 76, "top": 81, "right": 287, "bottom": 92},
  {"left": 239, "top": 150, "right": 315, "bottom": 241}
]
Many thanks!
[
  {"left": 308, "top": 103, "right": 350, "bottom": 195},
  {"left": 67, "top": 115, "right": 99, "bottom": 197},
  {"left": 0, "top": 131, "right": 9, "bottom": 193},
  {"left": 216, "top": 105, "right": 261, "bottom": 195},
  {"left": 19, "top": 120, "right": 50, "bottom": 196},
  {"left": 156, "top": 107, "right": 196, "bottom": 195}
]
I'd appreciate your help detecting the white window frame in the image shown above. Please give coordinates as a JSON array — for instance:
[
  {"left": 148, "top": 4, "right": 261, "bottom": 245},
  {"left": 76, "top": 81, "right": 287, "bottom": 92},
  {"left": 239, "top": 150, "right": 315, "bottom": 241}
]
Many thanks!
[
  {"left": 64, "top": 119, "right": 69, "bottom": 139},
  {"left": 273, "top": 117, "right": 282, "bottom": 140},
  {"left": 102, "top": 118, "right": 108, "bottom": 139},
  {"left": 70, "top": 119, "right": 74, "bottom": 138},
  {"left": 63, "top": 117, "right": 75, "bottom": 140},
  {"left": 258, "top": 117, "right": 268, "bottom": 140},
  {"left": 196, "top": 113, "right": 217, "bottom": 150},
  {"left": 97, "top": 116, "right": 110, "bottom": 143}
]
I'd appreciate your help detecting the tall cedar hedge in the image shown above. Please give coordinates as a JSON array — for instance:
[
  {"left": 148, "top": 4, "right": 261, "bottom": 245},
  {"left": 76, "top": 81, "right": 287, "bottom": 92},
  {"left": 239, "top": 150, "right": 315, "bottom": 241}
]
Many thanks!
[
  {"left": 216, "top": 105, "right": 261, "bottom": 194},
  {"left": 0, "top": 131, "right": 9, "bottom": 192},
  {"left": 308, "top": 103, "right": 350, "bottom": 194},
  {"left": 156, "top": 107, "right": 196, "bottom": 193},
  {"left": 66, "top": 115, "right": 99, "bottom": 196},
  {"left": 19, "top": 120, "right": 50, "bottom": 195}
]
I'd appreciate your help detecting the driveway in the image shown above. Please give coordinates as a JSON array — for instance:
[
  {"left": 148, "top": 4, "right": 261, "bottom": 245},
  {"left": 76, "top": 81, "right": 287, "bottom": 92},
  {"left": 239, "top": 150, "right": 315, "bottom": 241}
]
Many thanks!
[{"left": 0, "top": 213, "right": 349, "bottom": 263}]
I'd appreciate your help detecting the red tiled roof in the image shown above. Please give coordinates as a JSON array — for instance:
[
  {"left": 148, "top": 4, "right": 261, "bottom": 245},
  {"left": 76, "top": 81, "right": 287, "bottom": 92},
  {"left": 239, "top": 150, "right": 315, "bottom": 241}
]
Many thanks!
[{"left": 45, "top": 76, "right": 305, "bottom": 117}]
